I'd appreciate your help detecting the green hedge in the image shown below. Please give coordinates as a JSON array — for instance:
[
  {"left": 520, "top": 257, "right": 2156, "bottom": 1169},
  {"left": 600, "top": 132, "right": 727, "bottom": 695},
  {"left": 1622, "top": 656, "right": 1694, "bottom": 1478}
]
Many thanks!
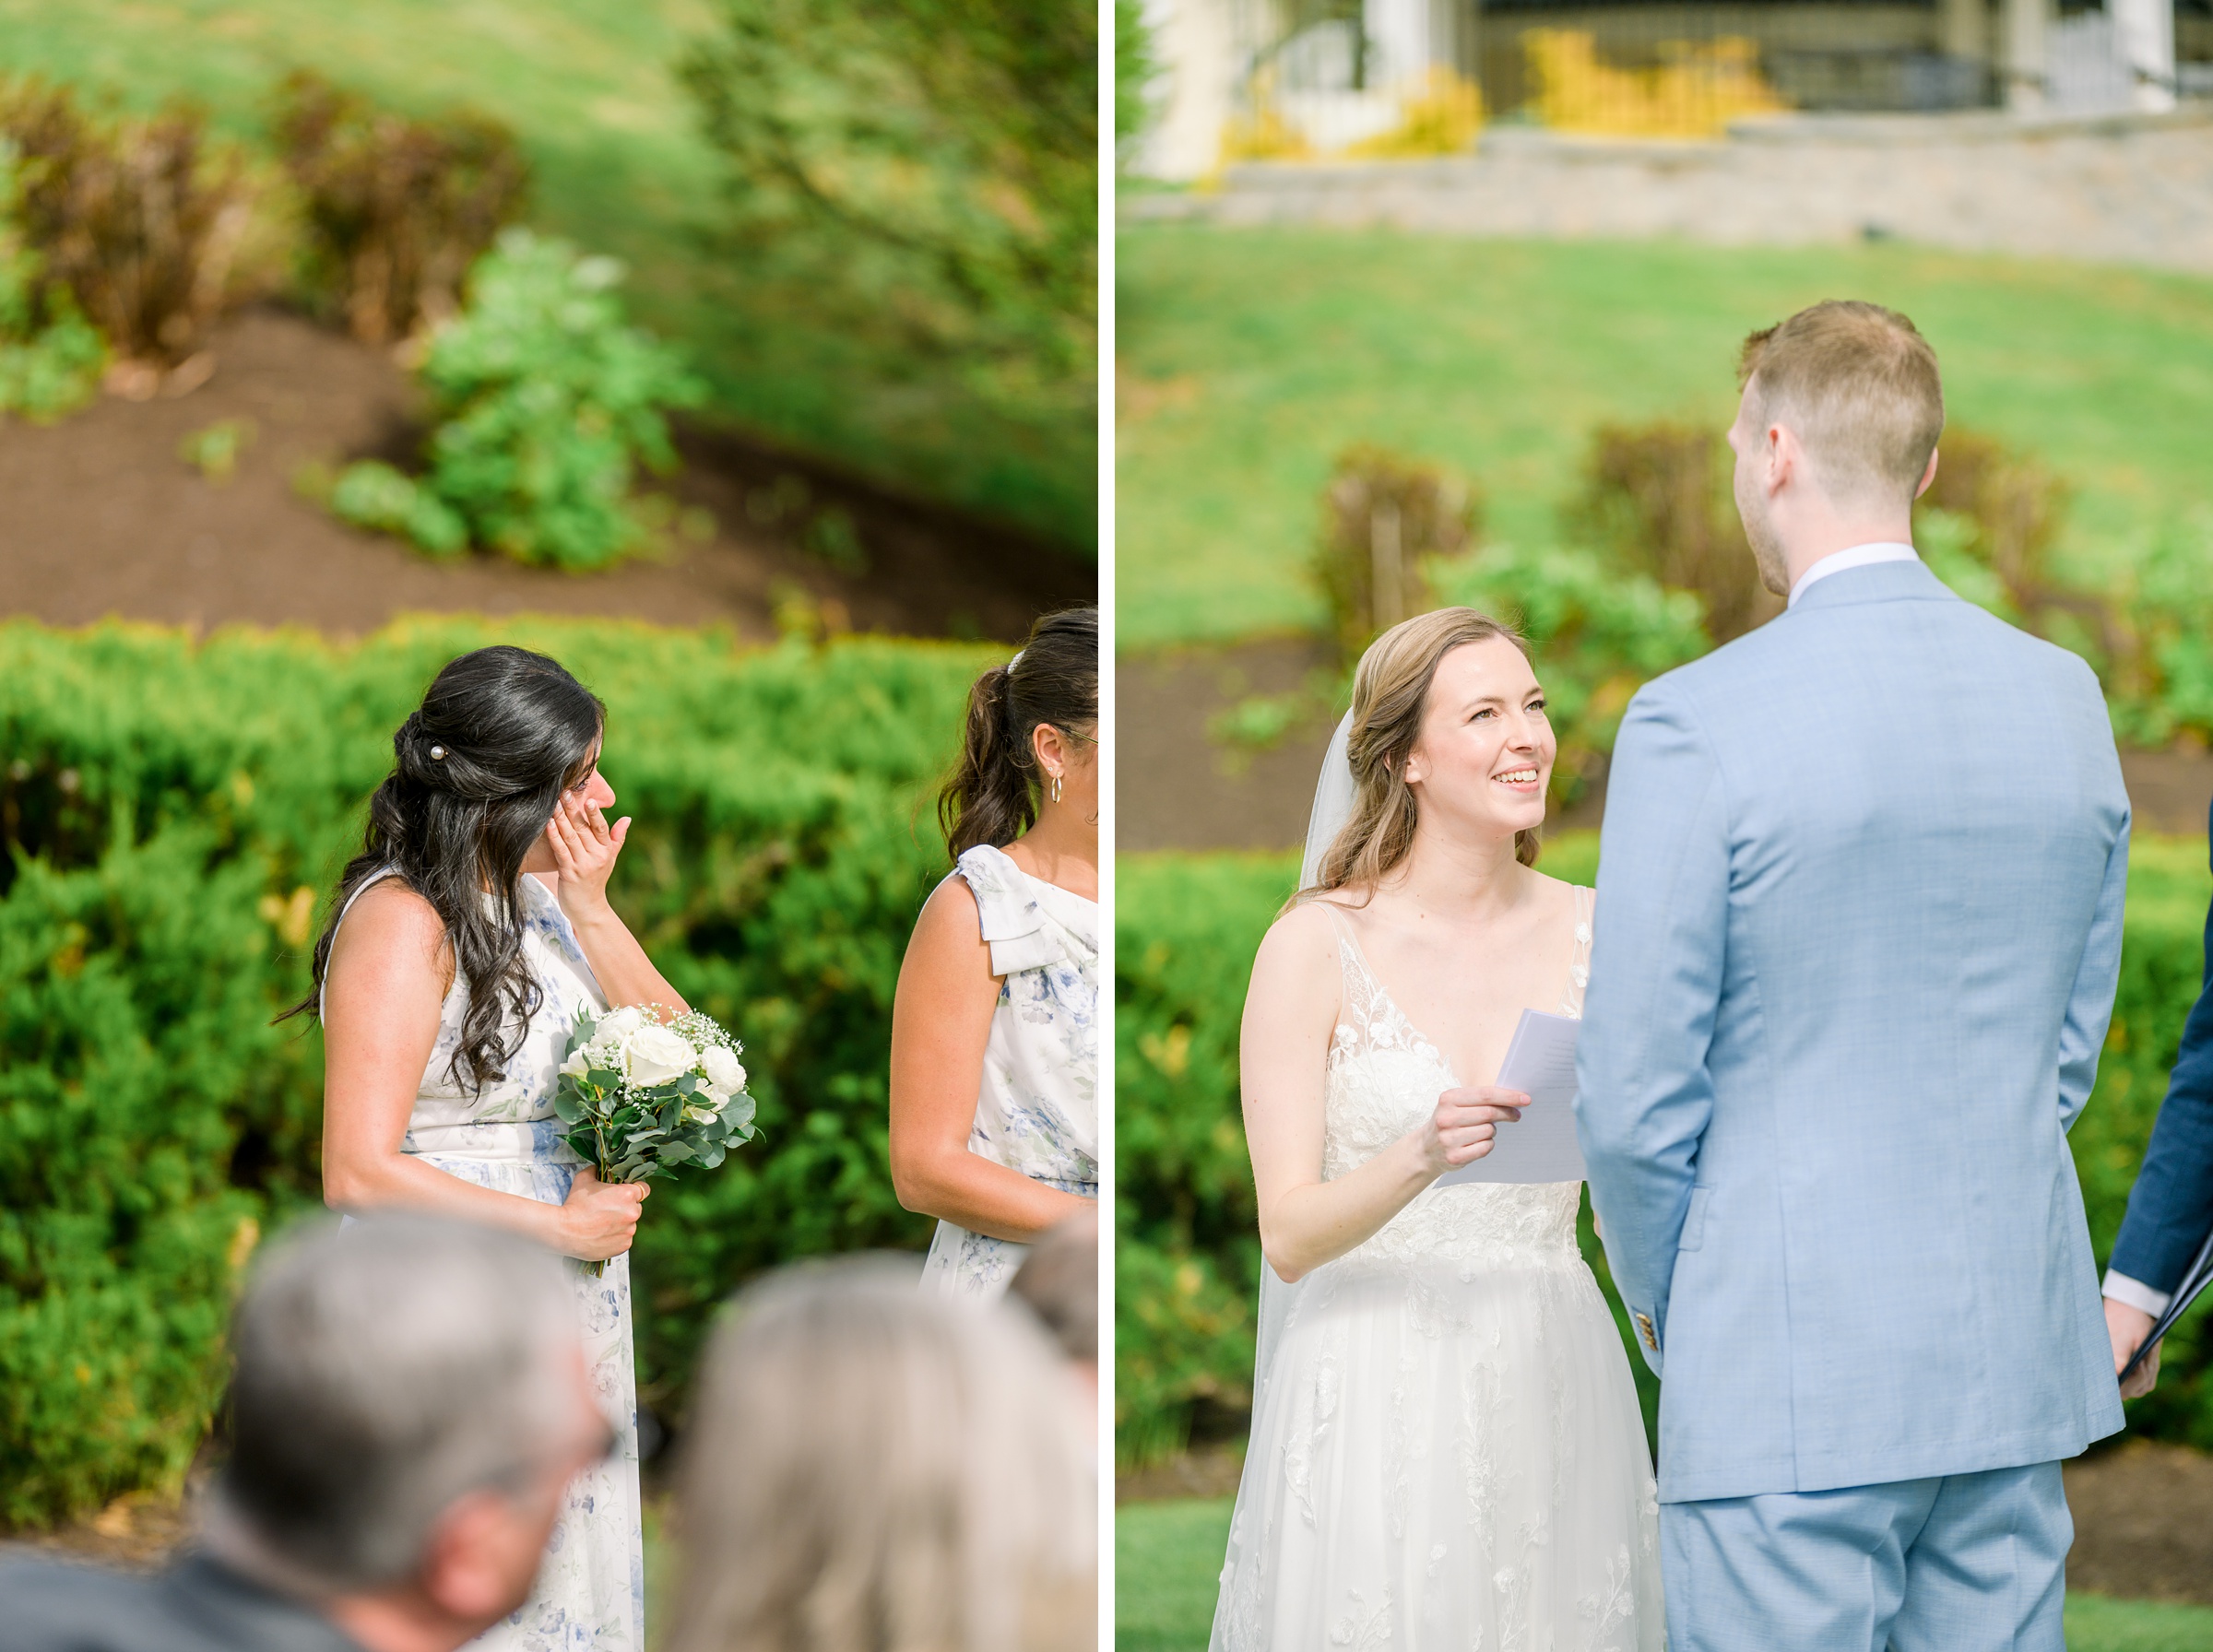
[
  {"left": 1116, "top": 834, "right": 2213, "bottom": 1465},
  {"left": 0, "top": 618, "right": 992, "bottom": 1527}
]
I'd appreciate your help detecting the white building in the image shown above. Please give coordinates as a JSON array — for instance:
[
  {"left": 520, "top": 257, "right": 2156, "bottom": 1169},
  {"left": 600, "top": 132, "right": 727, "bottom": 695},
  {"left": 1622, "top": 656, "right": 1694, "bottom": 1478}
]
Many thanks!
[
  {"left": 1130, "top": 0, "right": 2185, "bottom": 182},
  {"left": 1135, "top": 0, "right": 1463, "bottom": 179}
]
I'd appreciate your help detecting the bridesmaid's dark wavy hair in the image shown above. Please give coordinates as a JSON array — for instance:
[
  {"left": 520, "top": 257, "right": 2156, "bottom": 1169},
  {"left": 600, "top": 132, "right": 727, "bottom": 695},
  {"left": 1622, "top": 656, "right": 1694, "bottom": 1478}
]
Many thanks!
[
  {"left": 937, "top": 607, "right": 1096, "bottom": 860},
  {"left": 281, "top": 646, "right": 605, "bottom": 1092}
]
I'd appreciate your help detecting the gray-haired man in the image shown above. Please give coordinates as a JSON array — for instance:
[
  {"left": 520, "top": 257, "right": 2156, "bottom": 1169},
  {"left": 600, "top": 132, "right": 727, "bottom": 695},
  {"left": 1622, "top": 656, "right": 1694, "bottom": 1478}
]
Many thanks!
[{"left": 0, "top": 1215, "right": 612, "bottom": 1652}]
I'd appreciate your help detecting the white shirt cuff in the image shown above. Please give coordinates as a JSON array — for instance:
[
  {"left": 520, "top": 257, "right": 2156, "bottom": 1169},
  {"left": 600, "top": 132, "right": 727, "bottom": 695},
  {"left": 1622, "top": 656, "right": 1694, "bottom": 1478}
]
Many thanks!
[{"left": 2103, "top": 1269, "right": 2173, "bottom": 1317}]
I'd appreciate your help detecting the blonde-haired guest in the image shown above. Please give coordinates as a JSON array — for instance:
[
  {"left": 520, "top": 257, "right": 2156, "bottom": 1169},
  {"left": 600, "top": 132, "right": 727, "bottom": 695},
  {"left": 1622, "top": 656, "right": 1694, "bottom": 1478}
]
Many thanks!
[{"left": 667, "top": 1257, "right": 1095, "bottom": 1652}]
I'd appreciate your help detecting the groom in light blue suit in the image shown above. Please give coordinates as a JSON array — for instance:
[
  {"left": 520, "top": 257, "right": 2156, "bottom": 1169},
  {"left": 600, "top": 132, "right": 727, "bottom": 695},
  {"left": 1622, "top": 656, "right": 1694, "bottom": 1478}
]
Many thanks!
[{"left": 1575, "top": 301, "right": 2128, "bottom": 1651}]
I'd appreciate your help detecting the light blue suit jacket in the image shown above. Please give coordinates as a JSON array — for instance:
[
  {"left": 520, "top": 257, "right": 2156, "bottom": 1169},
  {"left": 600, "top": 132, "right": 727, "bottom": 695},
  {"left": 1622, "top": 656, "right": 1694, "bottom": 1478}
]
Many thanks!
[{"left": 1575, "top": 560, "right": 2128, "bottom": 1504}]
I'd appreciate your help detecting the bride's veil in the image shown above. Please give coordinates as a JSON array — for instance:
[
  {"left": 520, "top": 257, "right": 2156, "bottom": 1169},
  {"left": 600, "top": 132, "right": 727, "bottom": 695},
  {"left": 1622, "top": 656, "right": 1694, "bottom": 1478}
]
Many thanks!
[
  {"left": 1301, "top": 709, "right": 1358, "bottom": 888},
  {"left": 1247, "top": 708, "right": 1361, "bottom": 1428}
]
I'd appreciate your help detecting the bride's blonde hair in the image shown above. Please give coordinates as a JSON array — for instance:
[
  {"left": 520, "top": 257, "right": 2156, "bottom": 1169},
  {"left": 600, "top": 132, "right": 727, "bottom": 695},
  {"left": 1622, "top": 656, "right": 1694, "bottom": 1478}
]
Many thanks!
[{"left": 1303, "top": 608, "right": 1540, "bottom": 908}]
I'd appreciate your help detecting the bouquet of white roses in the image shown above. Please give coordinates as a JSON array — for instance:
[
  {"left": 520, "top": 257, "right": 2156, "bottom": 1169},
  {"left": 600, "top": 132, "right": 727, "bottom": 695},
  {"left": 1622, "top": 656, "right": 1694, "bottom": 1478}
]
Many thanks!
[{"left": 554, "top": 1005, "right": 757, "bottom": 1272}]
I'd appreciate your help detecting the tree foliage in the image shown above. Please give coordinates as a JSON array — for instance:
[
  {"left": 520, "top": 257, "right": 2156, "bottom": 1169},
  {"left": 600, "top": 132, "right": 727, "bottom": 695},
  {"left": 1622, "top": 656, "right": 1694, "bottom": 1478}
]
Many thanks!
[{"left": 680, "top": 0, "right": 1096, "bottom": 435}]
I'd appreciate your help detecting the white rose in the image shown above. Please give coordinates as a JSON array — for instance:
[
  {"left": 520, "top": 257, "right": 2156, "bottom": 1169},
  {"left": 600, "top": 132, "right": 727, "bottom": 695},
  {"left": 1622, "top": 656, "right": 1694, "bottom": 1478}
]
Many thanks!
[
  {"left": 560, "top": 1046, "right": 591, "bottom": 1079},
  {"left": 601, "top": 1005, "right": 647, "bottom": 1040},
  {"left": 625, "top": 1023, "right": 698, "bottom": 1088},
  {"left": 700, "top": 1044, "right": 747, "bottom": 1094},
  {"left": 682, "top": 1102, "right": 719, "bottom": 1125}
]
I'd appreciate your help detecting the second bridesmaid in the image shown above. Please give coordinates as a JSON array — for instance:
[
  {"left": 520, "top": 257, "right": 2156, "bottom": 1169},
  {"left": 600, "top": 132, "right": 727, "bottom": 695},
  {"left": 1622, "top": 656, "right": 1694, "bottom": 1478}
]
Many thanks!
[{"left": 890, "top": 607, "right": 1100, "bottom": 1297}]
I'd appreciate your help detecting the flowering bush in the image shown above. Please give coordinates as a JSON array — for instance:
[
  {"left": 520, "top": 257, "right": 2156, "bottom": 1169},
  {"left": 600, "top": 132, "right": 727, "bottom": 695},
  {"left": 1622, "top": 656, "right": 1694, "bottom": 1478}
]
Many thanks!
[{"left": 0, "top": 145, "right": 104, "bottom": 422}]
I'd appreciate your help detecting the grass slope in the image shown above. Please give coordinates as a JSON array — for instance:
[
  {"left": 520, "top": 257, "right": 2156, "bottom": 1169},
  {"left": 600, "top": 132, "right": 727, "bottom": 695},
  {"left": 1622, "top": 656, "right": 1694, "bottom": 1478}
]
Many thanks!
[
  {"left": 1118, "top": 226, "right": 2213, "bottom": 647},
  {"left": 0, "top": 0, "right": 1091, "bottom": 547},
  {"left": 1116, "top": 1496, "right": 2213, "bottom": 1652}
]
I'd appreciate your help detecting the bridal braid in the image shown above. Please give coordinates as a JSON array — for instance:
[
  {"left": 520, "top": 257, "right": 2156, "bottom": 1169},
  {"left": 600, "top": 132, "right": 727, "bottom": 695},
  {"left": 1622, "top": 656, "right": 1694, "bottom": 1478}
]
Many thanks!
[
  {"left": 281, "top": 646, "right": 605, "bottom": 1092},
  {"left": 1303, "top": 608, "right": 1540, "bottom": 910},
  {"left": 937, "top": 607, "right": 1097, "bottom": 860}
]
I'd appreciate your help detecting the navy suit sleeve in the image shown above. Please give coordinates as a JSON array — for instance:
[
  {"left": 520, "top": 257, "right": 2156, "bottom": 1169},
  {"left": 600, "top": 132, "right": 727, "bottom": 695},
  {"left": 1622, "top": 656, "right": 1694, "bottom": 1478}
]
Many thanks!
[{"left": 2109, "top": 796, "right": 2213, "bottom": 1295}]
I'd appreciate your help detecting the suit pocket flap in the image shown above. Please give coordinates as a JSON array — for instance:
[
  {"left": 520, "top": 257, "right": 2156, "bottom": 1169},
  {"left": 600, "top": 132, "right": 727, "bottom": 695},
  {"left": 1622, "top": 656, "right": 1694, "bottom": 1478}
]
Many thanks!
[{"left": 1679, "top": 1186, "right": 1711, "bottom": 1252}]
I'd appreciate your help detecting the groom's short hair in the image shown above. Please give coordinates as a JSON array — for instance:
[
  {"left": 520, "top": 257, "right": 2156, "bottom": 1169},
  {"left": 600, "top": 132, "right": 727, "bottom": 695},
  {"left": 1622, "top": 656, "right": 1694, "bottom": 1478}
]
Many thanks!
[{"left": 1737, "top": 301, "right": 1943, "bottom": 508}]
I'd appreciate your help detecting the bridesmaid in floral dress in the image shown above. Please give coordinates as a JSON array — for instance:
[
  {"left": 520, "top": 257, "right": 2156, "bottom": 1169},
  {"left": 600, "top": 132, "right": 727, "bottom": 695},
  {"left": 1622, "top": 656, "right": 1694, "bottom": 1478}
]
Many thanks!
[
  {"left": 891, "top": 608, "right": 1100, "bottom": 1298},
  {"left": 299, "top": 645, "right": 687, "bottom": 1652}
]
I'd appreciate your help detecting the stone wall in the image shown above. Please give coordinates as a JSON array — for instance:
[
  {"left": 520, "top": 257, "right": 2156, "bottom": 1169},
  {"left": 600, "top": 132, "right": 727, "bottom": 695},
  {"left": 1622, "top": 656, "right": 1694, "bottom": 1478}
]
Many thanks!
[{"left": 1125, "top": 106, "right": 2213, "bottom": 273}]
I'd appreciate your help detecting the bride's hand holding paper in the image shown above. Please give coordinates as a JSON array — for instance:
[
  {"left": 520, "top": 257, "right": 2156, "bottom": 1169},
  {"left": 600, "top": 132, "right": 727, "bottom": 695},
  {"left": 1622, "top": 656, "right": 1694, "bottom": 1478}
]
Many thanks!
[{"left": 1415, "top": 1085, "right": 1528, "bottom": 1177}]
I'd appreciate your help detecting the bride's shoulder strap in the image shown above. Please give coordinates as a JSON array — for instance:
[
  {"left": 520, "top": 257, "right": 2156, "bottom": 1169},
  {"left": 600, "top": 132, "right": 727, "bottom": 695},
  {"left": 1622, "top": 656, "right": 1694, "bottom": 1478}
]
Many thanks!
[
  {"left": 1565, "top": 883, "right": 1594, "bottom": 1014},
  {"left": 1302, "top": 896, "right": 1374, "bottom": 1035}
]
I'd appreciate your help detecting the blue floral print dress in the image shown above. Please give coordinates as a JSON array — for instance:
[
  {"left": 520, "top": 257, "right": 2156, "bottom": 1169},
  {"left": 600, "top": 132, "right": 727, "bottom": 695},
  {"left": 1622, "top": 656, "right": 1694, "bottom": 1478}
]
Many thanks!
[
  {"left": 921, "top": 844, "right": 1100, "bottom": 1298},
  {"left": 328, "top": 869, "right": 644, "bottom": 1652}
]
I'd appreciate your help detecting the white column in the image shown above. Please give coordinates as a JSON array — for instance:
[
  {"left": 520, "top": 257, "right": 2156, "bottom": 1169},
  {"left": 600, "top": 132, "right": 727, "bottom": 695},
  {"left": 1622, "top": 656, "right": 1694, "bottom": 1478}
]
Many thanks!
[
  {"left": 1137, "top": 0, "right": 1240, "bottom": 180},
  {"left": 2112, "top": 0, "right": 2178, "bottom": 111},
  {"left": 2003, "top": 0, "right": 2049, "bottom": 112}
]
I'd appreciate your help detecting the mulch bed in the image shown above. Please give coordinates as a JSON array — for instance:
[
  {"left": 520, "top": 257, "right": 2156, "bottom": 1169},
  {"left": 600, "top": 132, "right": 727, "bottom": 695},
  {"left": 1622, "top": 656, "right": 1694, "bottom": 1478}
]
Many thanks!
[
  {"left": 0, "top": 308, "right": 1091, "bottom": 643},
  {"left": 1121, "top": 639, "right": 2213, "bottom": 856}
]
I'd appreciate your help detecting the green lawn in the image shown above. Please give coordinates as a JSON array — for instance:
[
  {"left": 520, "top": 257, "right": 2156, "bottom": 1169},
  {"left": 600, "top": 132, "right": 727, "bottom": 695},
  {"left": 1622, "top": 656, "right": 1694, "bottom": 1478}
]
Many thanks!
[
  {"left": 0, "top": 0, "right": 1090, "bottom": 546},
  {"left": 1116, "top": 1496, "right": 2213, "bottom": 1651},
  {"left": 1118, "top": 226, "right": 2213, "bottom": 647}
]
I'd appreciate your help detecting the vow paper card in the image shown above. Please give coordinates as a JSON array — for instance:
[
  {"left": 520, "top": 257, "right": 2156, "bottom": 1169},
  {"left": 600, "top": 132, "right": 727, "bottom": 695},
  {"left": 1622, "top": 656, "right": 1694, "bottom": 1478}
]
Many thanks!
[{"left": 1435, "top": 1009, "right": 1587, "bottom": 1186}]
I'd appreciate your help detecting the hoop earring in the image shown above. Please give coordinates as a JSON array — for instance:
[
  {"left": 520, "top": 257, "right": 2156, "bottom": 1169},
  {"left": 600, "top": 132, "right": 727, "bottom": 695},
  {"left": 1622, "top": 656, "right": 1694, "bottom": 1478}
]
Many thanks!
[{"left": 1049, "top": 773, "right": 1063, "bottom": 805}]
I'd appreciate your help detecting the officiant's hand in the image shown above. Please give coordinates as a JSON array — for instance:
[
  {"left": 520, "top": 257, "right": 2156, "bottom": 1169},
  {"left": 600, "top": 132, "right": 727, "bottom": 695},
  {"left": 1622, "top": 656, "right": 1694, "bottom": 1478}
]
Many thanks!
[
  {"left": 556, "top": 1167, "right": 648, "bottom": 1262},
  {"left": 1415, "top": 1086, "right": 1528, "bottom": 1177},
  {"left": 2107, "top": 1297, "right": 2160, "bottom": 1398},
  {"left": 546, "top": 789, "right": 632, "bottom": 926}
]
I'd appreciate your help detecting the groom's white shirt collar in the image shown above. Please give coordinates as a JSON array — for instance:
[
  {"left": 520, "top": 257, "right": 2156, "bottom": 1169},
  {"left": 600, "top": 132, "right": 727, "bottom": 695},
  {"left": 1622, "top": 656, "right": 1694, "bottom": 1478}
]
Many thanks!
[{"left": 1787, "top": 541, "right": 1920, "bottom": 608}]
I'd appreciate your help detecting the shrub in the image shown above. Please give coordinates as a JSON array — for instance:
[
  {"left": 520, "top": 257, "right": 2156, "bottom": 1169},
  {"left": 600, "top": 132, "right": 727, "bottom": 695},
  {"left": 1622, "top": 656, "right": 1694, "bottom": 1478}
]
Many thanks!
[
  {"left": 177, "top": 417, "right": 256, "bottom": 486},
  {"left": 1570, "top": 420, "right": 1779, "bottom": 645},
  {"left": 329, "top": 230, "right": 705, "bottom": 569},
  {"left": 680, "top": 0, "right": 1096, "bottom": 434},
  {"left": 1343, "top": 68, "right": 1485, "bottom": 159},
  {"left": 1912, "top": 428, "right": 2136, "bottom": 670},
  {"left": 0, "top": 77, "right": 252, "bottom": 372},
  {"left": 328, "top": 459, "right": 467, "bottom": 558},
  {"left": 1313, "top": 444, "right": 1482, "bottom": 662},
  {"left": 0, "top": 147, "right": 104, "bottom": 422},
  {"left": 1116, "top": 838, "right": 2213, "bottom": 1465},
  {"left": 0, "top": 618, "right": 994, "bottom": 1526},
  {"left": 271, "top": 70, "right": 529, "bottom": 348},
  {"left": 1431, "top": 540, "right": 1709, "bottom": 804}
]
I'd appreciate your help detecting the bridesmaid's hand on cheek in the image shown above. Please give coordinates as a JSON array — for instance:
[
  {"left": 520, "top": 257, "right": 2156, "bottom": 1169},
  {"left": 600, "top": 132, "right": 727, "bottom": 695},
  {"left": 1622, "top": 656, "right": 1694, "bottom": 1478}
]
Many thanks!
[{"left": 546, "top": 793, "right": 631, "bottom": 928}]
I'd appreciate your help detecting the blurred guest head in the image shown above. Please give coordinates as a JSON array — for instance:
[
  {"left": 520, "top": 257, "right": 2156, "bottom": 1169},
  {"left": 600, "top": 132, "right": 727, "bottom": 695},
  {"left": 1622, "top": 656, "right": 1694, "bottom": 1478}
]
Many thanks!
[
  {"left": 1009, "top": 1209, "right": 1098, "bottom": 1373},
  {"left": 669, "top": 1256, "right": 1095, "bottom": 1652},
  {"left": 939, "top": 606, "right": 1098, "bottom": 859},
  {"left": 207, "top": 1214, "right": 607, "bottom": 1650}
]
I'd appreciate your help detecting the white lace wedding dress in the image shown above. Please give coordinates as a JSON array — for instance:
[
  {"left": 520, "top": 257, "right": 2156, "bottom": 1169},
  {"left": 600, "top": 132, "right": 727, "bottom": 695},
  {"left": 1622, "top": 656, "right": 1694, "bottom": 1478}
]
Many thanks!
[{"left": 1210, "top": 886, "right": 1663, "bottom": 1651}]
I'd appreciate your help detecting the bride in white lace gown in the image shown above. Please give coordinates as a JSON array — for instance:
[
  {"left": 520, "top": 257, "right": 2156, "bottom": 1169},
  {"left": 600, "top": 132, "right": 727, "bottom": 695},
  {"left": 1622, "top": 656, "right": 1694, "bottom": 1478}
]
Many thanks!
[{"left": 1213, "top": 609, "right": 1663, "bottom": 1651}]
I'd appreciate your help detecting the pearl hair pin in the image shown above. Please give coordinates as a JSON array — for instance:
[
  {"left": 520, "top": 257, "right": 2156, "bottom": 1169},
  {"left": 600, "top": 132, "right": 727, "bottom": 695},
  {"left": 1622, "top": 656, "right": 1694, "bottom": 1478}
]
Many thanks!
[{"left": 430, "top": 745, "right": 447, "bottom": 760}]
